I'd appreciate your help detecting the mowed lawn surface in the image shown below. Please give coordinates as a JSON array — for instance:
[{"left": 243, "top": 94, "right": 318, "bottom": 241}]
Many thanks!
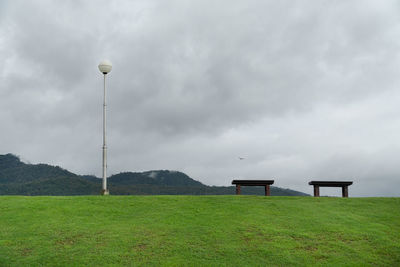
[{"left": 0, "top": 196, "right": 399, "bottom": 266}]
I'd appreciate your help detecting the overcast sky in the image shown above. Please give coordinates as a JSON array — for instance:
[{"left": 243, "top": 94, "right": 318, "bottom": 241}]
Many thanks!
[{"left": 1, "top": 0, "right": 400, "bottom": 196}]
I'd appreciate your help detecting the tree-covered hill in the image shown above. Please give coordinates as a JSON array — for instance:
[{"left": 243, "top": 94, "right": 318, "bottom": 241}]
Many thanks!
[
  {"left": 0, "top": 153, "right": 308, "bottom": 196},
  {"left": 0, "top": 154, "right": 75, "bottom": 183},
  {"left": 108, "top": 171, "right": 204, "bottom": 186}
]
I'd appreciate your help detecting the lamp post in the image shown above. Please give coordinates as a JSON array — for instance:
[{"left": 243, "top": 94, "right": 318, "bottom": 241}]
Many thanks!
[{"left": 98, "top": 60, "right": 112, "bottom": 195}]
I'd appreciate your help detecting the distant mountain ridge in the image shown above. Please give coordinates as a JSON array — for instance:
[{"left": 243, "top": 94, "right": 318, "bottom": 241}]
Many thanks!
[
  {"left": 109, "top": 171, "right": 204, "bottom": 186},
  {"left": 0, "top": 153, "right": 309, "bottom": 196}
]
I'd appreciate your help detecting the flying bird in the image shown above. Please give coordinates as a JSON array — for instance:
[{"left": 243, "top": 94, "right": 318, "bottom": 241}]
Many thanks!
[{"left": 239, "top": 157, "right": 245, "bottom": 160}]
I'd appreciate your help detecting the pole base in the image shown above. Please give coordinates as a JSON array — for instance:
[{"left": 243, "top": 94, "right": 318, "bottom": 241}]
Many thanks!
[{"left": 101, "top": 189, "right": 109, "bottom": 195}]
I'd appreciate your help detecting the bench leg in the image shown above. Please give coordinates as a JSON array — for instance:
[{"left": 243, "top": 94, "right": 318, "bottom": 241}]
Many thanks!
[
  {"left": 313, "top": 185, "right": 320, "bottom": 197},
  {"left": 342, "top": 186, "right": 348, "bottom": 198},
  {"left": 265, "top": 185, "right": 270, "bottom": 196},
  {"left": 236, "top": 185, "right": 241, "bottom": 195}
]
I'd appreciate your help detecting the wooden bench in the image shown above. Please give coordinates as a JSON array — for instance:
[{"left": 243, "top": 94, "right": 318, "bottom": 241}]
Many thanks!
[
  {"left": 232, "top": 180, "right": 274, "bottom": 196},
  {"left": 309, "top": 181, "right": 353, "bottom": 197}
]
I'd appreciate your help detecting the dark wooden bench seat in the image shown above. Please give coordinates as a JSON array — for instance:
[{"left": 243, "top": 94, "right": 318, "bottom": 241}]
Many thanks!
[
  {"left": 309, "top": 181, "right": 353, "bottom": 197},
  {"left": 232, "top": 180, "right": 274, "bottom": 196}
]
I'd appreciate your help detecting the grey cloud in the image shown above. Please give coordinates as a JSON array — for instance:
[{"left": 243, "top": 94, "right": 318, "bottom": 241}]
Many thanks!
[{"left": 1, "top": 0, "right": 400, "bottom": 196}]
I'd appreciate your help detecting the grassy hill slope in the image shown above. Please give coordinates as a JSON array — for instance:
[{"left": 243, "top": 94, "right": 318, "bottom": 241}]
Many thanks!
[{"left": 0, "top": 196, "right": 399, "bottom": 266}]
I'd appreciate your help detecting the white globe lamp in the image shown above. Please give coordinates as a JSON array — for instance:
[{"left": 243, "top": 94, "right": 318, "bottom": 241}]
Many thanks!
[{"left": 98, "top": 60, "right": 112, "bottom": 74}]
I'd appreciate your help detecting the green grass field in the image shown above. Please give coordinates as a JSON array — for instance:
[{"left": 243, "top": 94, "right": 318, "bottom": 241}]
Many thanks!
[{"left": 0, "top": 196, "right": 399, "bottom": 266}]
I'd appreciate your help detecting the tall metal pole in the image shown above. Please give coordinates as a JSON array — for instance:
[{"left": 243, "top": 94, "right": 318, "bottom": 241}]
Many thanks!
[
  {"left": 98, "top": 60, "right": 112, "bottom": 195},
  {"left": 102, "top": 73, "right": 109, "bottom": 195}
]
